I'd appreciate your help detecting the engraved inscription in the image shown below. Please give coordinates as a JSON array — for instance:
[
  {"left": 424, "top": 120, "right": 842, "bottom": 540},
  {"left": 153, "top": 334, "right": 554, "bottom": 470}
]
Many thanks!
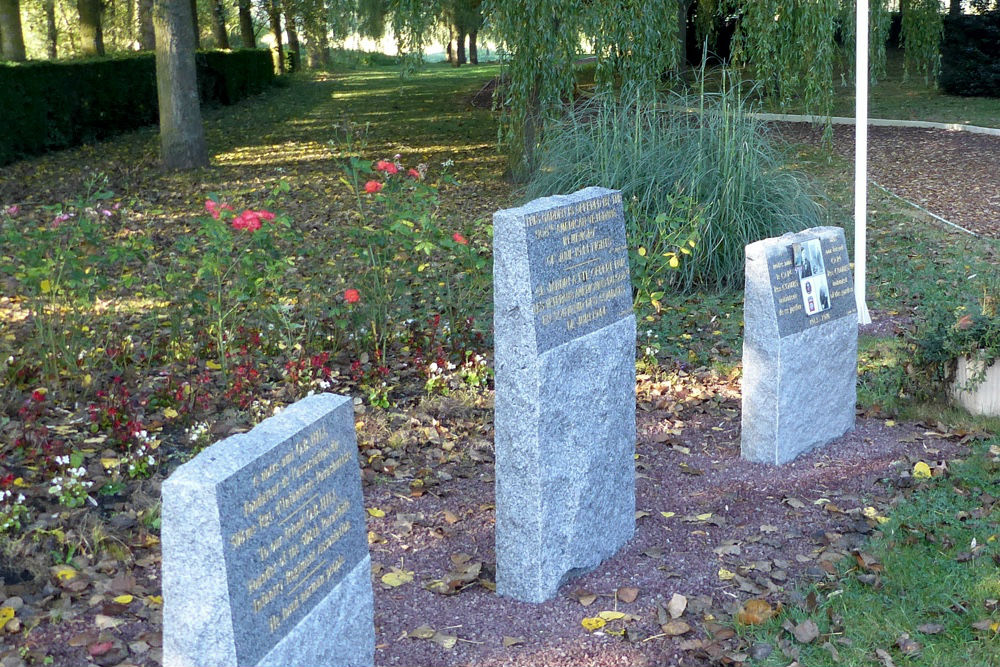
[
  {"left": 524, "top": 192, "right": 633, "bottom": 351},
  {"left": 768, "top": 235, "right": 856, "bottom": 338},
  {"left": 217, "top": 419, "right": 365, "bottom": 665}
]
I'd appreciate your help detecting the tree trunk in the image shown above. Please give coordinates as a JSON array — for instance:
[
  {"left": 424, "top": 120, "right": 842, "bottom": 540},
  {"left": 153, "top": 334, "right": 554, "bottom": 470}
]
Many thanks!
[
  {"left": 446, "top": 26, "right": 453, "bottom": 63},
  {"left": 268, "top": 0, "right": 283, "bottom": 72},
  {"left": 238, "top": 0, "right": 253, "bottom": 47},
  {"left": 306, "top": 23, "right": 329, "bottom": 67},
  {"left": 77, "top": 0, "right": 105, "bottom": 56},
  {"left": 469, "top": 30, "right": 477, "bottom": 64},
  {"left": 138, "top": 0, "right": 155, "bottom": 49},
  {"left": 677, "top": 0, "right": 690, "bottom": 67},
  {"left": 44, "top": 0, "right": 57, "bottom": 57},
  {"left": 153, "top": 0, "right": 208, "bottom": 169},
  {"left": 285, "top": 10, "right": 299, "bottom": 70},
  {"left": 0, "top": 0, "right": 26, "bottom": 61},
  {"left": 455, "top": 29, "right": 466, "bottom": 66},
  {"left": 189, "top": 0, "right": 199, "bottom": 48},
  {"left": 949, "top": 0, "right": 962, "bottom": 16},
  {"left": 210, "top": 0, "right": 228, "bottom": 47}
]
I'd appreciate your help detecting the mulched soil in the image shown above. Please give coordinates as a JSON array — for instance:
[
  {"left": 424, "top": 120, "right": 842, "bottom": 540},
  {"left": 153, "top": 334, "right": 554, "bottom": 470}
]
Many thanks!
[
  {"left": 2, "top": 351, "right": 981, "bottom": 667},
  {"left": 774, "top": 123, "right": 1000, "bottom": 239}
]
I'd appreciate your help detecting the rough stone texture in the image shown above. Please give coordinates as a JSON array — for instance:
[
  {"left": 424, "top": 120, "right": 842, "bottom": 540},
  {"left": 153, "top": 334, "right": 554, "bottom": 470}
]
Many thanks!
[
  {"left": 742, "top": 227, "right": 857, "bottom": 464},
  {"left": 493, "top": 187, "right": 636, "bottom": 603},
  {"left": 162, "top": 393, "right": 374, "bottom": 667}
]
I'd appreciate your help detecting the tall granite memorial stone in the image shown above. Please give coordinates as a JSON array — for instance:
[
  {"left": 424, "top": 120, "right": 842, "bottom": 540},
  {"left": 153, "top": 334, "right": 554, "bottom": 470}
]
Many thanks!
[
  {"left": 493, "top": 186, "right": 636, "bottom": 603},
  {"left": 742, "top": 226, "right": 857, "bottom": 464},
  {"left": 162, "top": 393, "right": 374, "bottom": 667}
]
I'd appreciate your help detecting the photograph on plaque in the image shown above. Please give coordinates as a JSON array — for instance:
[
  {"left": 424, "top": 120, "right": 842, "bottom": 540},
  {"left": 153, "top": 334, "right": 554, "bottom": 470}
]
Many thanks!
[{"left": 791, "top": 239, "right": 830, "bottom": 317}]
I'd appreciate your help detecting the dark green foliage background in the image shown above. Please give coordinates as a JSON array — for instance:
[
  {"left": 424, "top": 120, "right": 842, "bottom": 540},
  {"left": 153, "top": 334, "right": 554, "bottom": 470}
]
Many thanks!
[
  {"left": 0, "top": 49, "right": 274, "bottom": 166},
  {"left": 939, "top": 11, "right": 1000, "bottom": 97}
]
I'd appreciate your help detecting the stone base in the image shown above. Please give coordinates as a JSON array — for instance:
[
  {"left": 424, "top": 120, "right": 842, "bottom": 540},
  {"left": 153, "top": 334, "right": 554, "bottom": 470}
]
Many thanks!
[
  {"left": 495, "top": 316, "right": 636, "bottom": 603},
  {"left": 951, "top": 355, "right": 1000, "bottom": 417},
  {"left": 741, "top": 315, "right": 857, "bottom": 464}
]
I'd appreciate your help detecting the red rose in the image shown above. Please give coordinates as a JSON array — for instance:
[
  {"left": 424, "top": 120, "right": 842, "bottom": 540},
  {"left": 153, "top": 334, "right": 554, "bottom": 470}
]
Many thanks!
[
  {"left": 452, "top": 232, "right": 468, "bottom": 245},
  {"left": 344, "top": 288, "right": 361, "bottom": 304},
  {"left": 364, "top": 180, "right": 383, "bottom": 194}
]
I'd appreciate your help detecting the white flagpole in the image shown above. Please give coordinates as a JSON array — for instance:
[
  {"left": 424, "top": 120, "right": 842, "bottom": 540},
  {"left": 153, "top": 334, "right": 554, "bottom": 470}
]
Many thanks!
[{"left": 855, "top": 0, "right": 872, "bottom": 324}]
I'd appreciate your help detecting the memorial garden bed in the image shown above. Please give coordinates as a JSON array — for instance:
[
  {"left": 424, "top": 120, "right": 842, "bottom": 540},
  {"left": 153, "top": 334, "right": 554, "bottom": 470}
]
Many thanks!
[{"left": 0, "top": 65, "right": 998, "bottom": 666}]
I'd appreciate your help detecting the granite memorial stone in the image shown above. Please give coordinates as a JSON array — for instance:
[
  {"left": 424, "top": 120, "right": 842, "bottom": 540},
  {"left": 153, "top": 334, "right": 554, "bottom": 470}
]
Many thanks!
[
  {"left": 742, "top": 226, "right": 857, "bottom": 464},
  {"left": 162, "top": 393, "right": 374, "bottom": 667},
  {"left": 493, "top": 186, "right": 636, "bottom": 603}
]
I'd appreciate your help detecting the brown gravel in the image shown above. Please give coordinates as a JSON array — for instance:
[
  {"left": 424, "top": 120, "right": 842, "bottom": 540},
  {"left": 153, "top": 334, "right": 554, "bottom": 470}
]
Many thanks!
[
  {"left": 363, "top": 385, "right": 972, "bottom": 667},
  {"left": 775, "top": 123, "right": 1000, "bottom": 239}
]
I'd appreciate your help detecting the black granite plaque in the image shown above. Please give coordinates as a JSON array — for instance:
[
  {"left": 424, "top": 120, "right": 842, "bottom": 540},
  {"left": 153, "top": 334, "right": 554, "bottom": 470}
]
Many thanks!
[
  {"left": 524, "top": 191, "right": 633, "bottom": 353},
  {"left": 216, "top": 416, "right": 367, "bottom": 665},
  {"left": 768, "top": 235, "right": 856, "bottom": 338}
]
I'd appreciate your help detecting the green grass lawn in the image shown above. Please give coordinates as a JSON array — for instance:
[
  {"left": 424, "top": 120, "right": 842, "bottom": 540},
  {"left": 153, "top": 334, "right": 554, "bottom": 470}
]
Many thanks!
[{"left": 766, "top": 48, "right": 1000, "bottom": 128}]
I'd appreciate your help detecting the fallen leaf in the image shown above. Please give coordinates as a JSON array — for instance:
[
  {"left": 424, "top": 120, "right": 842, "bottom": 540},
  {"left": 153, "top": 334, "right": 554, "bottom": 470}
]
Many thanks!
[
  {"left": 571, "top": 589, "right": 597, "bottom": 606},
  {"left": 660, "top": 511, "right": 676, "bottom": 519},
  {"left": 660, "top": 620, "right": 691, "bottom": 636},
  {"left": 88, "top": 642, "right": 113, "bottom": 657},
  {"left": 581, "top": 616, "right": 606, "bottom": 632},
  {"left": 895, "top": 633, "right": 921, "bottom": 656},
  {"left": 793, "top": 619, "right": 819, "bottom": 643},
  {"left": 635, "top": 510, "right": 651, "bottom": 519},
  {"left": 367, "top": 507, "right": 386, "bottom": 518},
  {"left": 502, "top": 636, "right": 524, "bottom": 647},
  {"left": 617, "top": 586, "right": 639, "bottom": 603},
  {"left": 163, "top": 407, "right": 179, "bottom": 419},
  {"left": 0, "top": 608, "right": 13, "bottom": 625},
  {"left": 380, "top": 568, "right": 414, "bottom": 587},
  {"left": 442, "top": 510, "right": 460, "bottom": 524},
  {"left": 718, "top": 568, "right": 736, "bottom": 581},
  {"left": 667, "top": 593, "right": 687, "bottom": 619},
  {"left": 145, "top": 595, "right": 163, "bottom": 606},
  {"left": 52, "top": 565, "right": 77, "bottom": 581},
  {"left": 598, "top": 610, "right": 626, "bottom": 621},
  {"left": 784, "top": 497, "right": 806, "bottom": 509},
  {"left": 853, "top": 550, "right": 884, "bottom": 573},
  {"left": 913, "top": 461, "right": 932, "bottom": 479},
  {"left": 408, "top": 624, "right": 435, "bottom": 639},
  {"left": 696, "top": 512, "right": 713, "bottom": 521},
  {"left": 112, "top": 594, "right": 134, "bottom": 605},
  {"left": 875, "top": 647, "right": 897, "bottom": 667},
  {"left": 430, "top": 631, "right": 458, "bottom": 649},
  {"left": 737, "top": 599, "right": 777, "bottom": 625},
  {"left": 916, "top": 623, "right": 944, "bottom": 634}
]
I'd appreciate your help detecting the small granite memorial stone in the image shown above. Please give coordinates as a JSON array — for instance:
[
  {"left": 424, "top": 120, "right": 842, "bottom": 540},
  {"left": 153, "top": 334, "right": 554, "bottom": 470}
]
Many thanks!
[
  {"left": 493, "top": 186, "right": 636, "bottom": 603},
  {"left": 162, "top": 393, "right": 374, "bottom": 667},
  {"left": 742, "top": 226, "right": 857, "bottom": 464}
]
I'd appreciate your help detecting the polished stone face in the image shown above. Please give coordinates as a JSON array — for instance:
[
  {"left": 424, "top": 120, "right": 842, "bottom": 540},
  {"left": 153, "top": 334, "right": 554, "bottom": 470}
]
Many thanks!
[{"left": 162, "top": 393, "right": 374, "bottom": 667}]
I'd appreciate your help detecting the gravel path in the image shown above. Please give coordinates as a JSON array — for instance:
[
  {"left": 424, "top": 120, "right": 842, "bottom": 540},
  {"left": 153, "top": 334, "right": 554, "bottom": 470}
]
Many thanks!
[{"left": 775, "top": 123, "right": 1000, "bottom": 239}]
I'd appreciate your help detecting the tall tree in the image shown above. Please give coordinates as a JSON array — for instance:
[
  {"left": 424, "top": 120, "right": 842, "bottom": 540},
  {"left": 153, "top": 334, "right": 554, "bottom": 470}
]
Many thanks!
[
  {"left": 44, "top": 0, "right": 57, "bottom": 57},
  {"left": 190, "top": 0, "right": 200, "bottom": 47},
  {"left": 285, "top": 8, "right": 300, "bottom": 69},
  {"left": 78, "top": 0, "right": 105, "bottom": 55},
  {"left": 267, "top": 0, "right": 284, "bottom": 72},
  {"left": 139, "top": 0, "right": 156, "bottom": 49},
  {"left": 0, "top": 0, "right": 26, "bottom": 61},
  {"left": 237, "top": 0, "right": 254, "bottom": 47},
  {"left": 153, "top": 0, "right": 208, "bottom": 169},
  {"left": 210, "top": 0, "right": 229, "bottom": 47}
]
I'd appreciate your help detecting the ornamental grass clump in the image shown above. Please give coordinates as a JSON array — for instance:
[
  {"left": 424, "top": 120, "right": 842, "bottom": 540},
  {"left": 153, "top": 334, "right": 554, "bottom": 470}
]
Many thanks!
[{"left": 524, "top": 73, "right": 825, "bottom": 294}]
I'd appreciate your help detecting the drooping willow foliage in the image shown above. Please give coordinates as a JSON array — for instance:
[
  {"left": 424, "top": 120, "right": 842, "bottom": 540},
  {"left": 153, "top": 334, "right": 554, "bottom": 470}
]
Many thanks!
[
  {"left": 486, "top": 0, "right": 944, "bottom": 174},
  {"left": 900, "top": 0, "right": 944, "bottom": 82}
]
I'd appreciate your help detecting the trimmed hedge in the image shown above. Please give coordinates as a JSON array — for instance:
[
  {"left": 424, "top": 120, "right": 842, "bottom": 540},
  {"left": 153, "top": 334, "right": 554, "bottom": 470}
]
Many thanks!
[
  {"left": 939, "top": 12, "right": 1000, "bottom": 97},
  {"left": 0, "top": 49, "right": 274, "bottom": 166}
]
